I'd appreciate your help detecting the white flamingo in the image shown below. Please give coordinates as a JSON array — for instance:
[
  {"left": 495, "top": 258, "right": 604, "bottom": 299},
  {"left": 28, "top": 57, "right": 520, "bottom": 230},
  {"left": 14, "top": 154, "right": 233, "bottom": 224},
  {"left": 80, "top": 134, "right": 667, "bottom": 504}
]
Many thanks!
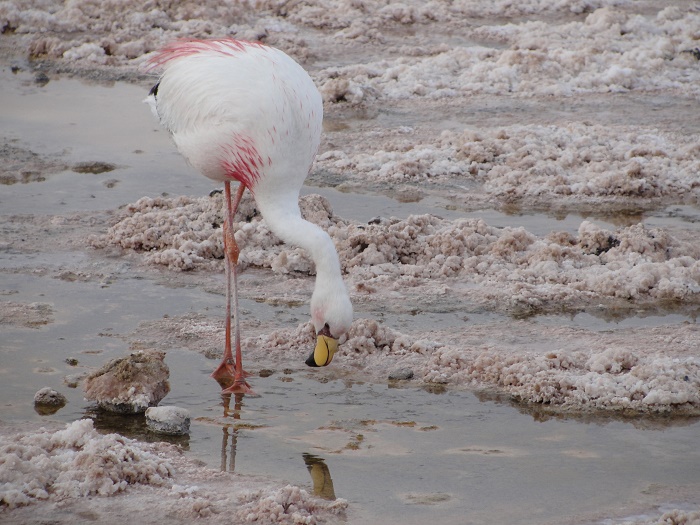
[{"left": 145, "top": 38, "right": 353, "bottom": 395}]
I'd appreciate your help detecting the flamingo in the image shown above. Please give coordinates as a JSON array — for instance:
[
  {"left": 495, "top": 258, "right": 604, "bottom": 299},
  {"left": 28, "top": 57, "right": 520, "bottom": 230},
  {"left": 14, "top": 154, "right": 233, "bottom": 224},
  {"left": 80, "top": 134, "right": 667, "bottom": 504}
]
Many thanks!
[{"left": 144, "top": 38, "right": 353, "bottom": 395}]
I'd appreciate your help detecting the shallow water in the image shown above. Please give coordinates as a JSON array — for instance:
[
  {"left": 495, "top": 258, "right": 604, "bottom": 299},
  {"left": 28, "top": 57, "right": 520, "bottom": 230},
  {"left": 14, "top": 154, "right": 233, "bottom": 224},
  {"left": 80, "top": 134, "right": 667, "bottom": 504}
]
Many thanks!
[
  {"left": 2, "top": 68, "right": 700, "bottom": 523},
  {"left": 4, "top": 294, "right": 700, "bottom": 524}
]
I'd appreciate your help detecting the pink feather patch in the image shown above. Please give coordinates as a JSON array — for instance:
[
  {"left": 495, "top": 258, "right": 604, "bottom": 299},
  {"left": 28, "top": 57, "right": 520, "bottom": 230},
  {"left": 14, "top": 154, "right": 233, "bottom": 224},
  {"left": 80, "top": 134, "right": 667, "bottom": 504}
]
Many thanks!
[
  {"left": 145, "top": 38, "right": 267, "bottom": 70},
  {"left": 219, "top": 133, "right": 264, "bottom": 190}
]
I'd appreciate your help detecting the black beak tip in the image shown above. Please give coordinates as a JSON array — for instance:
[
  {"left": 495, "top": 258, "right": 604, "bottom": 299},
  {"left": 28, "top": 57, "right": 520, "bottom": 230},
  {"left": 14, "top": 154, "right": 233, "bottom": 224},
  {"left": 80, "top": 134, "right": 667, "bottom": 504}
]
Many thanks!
[{"left": 305, "top": 350, "right": 319, "bottom": 367}]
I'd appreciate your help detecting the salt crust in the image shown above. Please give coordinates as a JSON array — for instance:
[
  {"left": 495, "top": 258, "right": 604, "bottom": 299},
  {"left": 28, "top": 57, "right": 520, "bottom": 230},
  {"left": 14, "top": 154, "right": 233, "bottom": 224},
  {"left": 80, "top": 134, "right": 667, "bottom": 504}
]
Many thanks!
[
  {"left": 0, "top": 419, "right": 173, "bottom": 509},
  {"left": 615, "top": 509, "right": 700, "bottom": 525},
  {"left": 0, "top": 420, "right": 348, "bottom": 523},
  {"left": 89, "top": 190, "right": 700, "bottom": 416},
  {"left": 131, "top": 311, "right": 700, "bottom": 415},
  {"left": 3, "top": 3, "right": 699, "bottom": 103},
  {"left": 251, "top": 318, "right": 700, "bottom": 414},
  {"left": 316, "top": 123, "right": 700, "bottom": 206},
  {"left": 0, "top": 301, "right": 53, "bottom": 328},
  {"left": 91, "top": 193, "right": 700, "bottom": 310},
  {"left": 145, "top": 406, "right": 191, "bottom": 435},
  {"left": 316, "top": 6, "right": 700, "bottom": 101}
]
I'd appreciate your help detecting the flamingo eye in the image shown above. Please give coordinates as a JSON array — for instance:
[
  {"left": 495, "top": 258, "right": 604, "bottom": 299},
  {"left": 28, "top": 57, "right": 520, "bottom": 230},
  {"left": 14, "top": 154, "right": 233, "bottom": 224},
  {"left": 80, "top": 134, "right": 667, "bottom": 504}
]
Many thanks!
[{"left": 318, "top": 323, "right": 332, "bottom": 337}]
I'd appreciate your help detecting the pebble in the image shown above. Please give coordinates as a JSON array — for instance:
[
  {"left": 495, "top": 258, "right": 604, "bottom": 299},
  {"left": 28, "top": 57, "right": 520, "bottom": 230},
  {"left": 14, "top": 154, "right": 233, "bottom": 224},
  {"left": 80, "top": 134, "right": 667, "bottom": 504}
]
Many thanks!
[
  {"left": 34, "top": 387, "right": 67, "bottom": 406},
  {"left": 34, "top": 72, "right": 49, "bottom": 86},
  {"left": 145, "top": 406, "right": 191, "bottom": 435},
  {"left": 33, "top": 387, "right": 67, "bottom": 415},
  {"left": 388, "top": 368, "right": 414, "bottom": 381}
]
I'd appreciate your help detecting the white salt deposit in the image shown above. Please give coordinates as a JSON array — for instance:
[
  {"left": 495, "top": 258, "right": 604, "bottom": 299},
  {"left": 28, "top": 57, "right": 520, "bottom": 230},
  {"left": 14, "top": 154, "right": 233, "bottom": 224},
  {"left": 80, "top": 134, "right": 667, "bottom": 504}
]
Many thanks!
[
  {"left": 0, "top": 420, "right": 347, "bottom": 523},
  {"left": 128, "top": 311, "right": 699, "bottom": 415},
  {"left": 317, "top": 124, "right": 700, "bottom": 207},
  {"left": 0, "top": 419, "right": 173, "bottom": 509},
  {"left": 146, "top": 406, "right": 191, "bottom": 435},
  {"left": 87, "top": 188, "right": 700, "bottom": 415},
  {"left": 0, "top": 302, "right": 53, "bottom": 328},
  {"left": 250, "top": 318, "right": 700, "bottom": 414},
  {"left": 607, "top": 508, "right": 700, "bottom": 525},
  {"left": 423, "top": 335, "right": 700, "bottom": 412},
  {"left": 4, "top": 1, "right": 700, "bottom": 104},
  {"left": 316, "top": 7, "right": 700, "bottom": 101},
  {"left": 93, "top": 193, "right": 700, "bottom": 310}
]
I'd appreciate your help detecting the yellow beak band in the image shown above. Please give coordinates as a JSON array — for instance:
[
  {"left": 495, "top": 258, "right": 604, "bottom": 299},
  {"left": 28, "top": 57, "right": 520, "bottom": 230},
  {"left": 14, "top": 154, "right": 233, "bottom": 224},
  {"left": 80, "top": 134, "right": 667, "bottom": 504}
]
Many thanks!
[{"left": 305, "top": 335, "right": 339, "bottom": 367}]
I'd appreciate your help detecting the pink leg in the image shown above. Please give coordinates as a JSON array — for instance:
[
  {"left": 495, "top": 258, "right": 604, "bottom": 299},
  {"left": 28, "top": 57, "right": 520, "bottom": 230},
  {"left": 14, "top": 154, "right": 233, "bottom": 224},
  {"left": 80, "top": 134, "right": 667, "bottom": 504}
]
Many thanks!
[{"left": 211, "top": 182, "right": 254, "bottom": 394}]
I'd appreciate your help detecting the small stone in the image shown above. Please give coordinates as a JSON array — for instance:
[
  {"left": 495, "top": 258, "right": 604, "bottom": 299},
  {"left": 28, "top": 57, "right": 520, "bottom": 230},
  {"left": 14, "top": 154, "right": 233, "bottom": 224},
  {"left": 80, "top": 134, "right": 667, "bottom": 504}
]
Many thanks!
[
  {"left": 259, "top": 369, "right": 274, "bottom": 377},
  {"left": 34, "top": 387, "right": 67, "bottom": 406},
  {"left": 145, "top": 406, "right": 190, "bottom": 435},
  {"left": 33, "top": 387, "right": 67, "bottom": 415},
  {"left": 34, "top": 72, "right": 49, "bottom": 86},
  {"left": 388, "top": 368, "right": 414, "bottom": 381},
  {"left": 65, "top": 357, "right": 79, "bottom": 366},
  {"left": 71, "top": 161, "right": 116, "bottom": 174}
]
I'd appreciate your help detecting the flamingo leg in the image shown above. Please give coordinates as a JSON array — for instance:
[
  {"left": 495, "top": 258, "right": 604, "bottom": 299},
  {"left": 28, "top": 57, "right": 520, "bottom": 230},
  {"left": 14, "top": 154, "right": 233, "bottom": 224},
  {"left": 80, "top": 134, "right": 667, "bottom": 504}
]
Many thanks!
[{"left": 211, "top": 182, "right": 254, "bottom": 394}]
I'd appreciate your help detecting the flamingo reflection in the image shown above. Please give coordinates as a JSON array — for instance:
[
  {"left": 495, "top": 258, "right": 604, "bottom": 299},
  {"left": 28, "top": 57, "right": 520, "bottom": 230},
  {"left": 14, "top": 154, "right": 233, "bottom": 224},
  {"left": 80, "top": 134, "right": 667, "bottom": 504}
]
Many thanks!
[
  {"left": 220, "top": 392, "right": 244, "bottom": 472},
  {"left": 219, "top": 394, "right": 337, "bottom": 502},
  {"left": 303, "top": 453, "right": 336, "bottom": 500}
]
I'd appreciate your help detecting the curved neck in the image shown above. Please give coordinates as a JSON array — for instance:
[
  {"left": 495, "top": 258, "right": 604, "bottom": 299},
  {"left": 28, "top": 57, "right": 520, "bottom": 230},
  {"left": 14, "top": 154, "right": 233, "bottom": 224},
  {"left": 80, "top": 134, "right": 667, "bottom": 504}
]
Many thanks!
[{"left": 257, "top": 198, "right": 343, "bottom": 283}]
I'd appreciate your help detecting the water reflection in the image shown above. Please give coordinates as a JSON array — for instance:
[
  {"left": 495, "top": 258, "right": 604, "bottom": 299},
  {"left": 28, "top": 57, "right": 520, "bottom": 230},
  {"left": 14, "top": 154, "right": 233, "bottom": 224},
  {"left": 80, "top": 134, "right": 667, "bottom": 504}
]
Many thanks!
[
  {"left": 474, "top": 390, "right": 700, "bottom": 429},
  {"left": 85, "top": 406, "right": 190, "bottom": 449},
  {"left": 220, "top": 392, "right": 244, "bottom": 472},
  {"left": 34, "top": 403, "right": 65, "bottom": 416},
  {"left": 509, "top": 301, "right": 700, "bottom": 324},
  {"left": 303, "top": 453, "right": 336, "bottom": 501},
  {"left": 218, "top": 393, "right": 338, "bottom": 502}
]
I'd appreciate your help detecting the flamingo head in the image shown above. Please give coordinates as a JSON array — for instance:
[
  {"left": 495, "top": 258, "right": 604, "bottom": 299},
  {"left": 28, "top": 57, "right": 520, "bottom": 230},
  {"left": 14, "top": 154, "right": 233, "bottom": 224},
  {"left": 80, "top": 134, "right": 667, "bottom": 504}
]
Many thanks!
[{"left": 306, "top": 287, "right": 353, "bottom": 367}]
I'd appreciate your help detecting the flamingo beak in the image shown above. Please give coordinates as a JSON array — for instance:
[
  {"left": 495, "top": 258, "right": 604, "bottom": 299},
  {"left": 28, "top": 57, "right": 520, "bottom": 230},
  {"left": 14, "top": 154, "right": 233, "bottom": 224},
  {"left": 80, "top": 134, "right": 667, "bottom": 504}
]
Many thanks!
[{"left": 305, "top": 334, "right": 338, "bottom": 367}]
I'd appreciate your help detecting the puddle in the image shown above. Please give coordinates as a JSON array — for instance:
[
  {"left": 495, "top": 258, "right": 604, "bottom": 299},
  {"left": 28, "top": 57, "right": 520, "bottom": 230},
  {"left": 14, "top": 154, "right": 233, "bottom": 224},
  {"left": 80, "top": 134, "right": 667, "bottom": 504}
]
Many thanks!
[{"left": 2, "top": 68, "right": 700, "bottom": 523}]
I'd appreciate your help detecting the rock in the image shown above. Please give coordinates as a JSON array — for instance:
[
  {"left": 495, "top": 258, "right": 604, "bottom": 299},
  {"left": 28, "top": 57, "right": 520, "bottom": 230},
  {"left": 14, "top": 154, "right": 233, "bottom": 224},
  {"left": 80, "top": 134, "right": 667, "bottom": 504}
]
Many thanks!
[
  {"left": 34, "top": 72, "right": 49, "bottom": 86},
  {"left": 83, "top": 350, "right": 170, "bottom": 414},
  {"left": 145, "top": 406, "right": 190, "bottom": 435},
  {"left": 64, "top": 372, "right": 87, "bottom": 388},
  {"left": 388, "top": 368, "right": 414, "bottom": 381},
  {"left": 71, "top": 161, "right": 116, "bottom": 174},
  {"left": 33, "top": 387, "right": 67, "bottom": 415}
]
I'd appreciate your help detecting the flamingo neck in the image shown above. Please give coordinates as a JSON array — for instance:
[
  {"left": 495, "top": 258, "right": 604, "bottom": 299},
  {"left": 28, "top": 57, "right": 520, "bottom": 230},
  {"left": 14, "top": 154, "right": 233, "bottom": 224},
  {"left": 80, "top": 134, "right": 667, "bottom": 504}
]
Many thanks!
[{"left": 258, "top": 197, "right": 343, "bottom": 285}]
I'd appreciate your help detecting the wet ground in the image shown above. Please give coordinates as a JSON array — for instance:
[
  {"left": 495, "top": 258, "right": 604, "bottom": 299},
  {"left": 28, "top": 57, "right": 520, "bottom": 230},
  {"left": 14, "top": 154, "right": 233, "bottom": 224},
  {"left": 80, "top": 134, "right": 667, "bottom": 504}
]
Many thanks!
[{"left": 2, "top": 67, "right": 700, "bottom": 524}]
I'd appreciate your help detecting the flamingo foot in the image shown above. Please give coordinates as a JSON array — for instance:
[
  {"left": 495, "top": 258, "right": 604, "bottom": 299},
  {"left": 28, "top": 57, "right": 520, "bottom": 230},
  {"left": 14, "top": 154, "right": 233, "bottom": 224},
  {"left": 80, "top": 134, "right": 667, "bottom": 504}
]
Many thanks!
[
  {"left": 221, "top": 376, "right": 256, "bottom": 396},
  {"left": 211, "top": 361, "right": 235, "bottom": 389},
  {"left": 211, "top": 361, "right": 253, "bottom": 389}
]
